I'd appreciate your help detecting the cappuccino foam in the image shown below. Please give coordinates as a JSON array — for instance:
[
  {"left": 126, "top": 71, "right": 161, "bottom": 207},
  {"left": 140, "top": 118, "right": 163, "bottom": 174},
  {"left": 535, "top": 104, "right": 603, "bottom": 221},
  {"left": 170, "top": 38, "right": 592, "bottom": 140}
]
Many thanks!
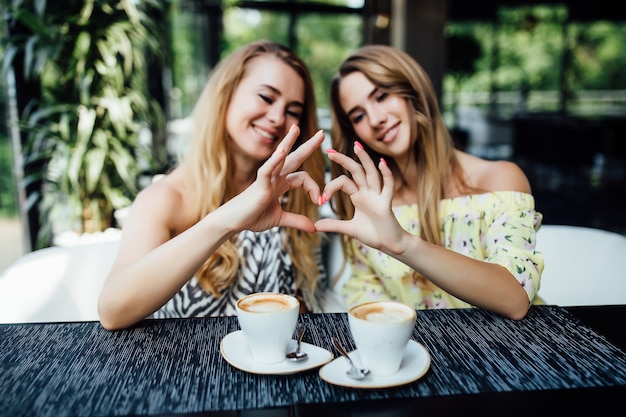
[
  {"left": 238, "top": 294, "right": 296, "bottom": 313},
  {"left": 352, "top": 303, "right": 413, "bottom": 323}
]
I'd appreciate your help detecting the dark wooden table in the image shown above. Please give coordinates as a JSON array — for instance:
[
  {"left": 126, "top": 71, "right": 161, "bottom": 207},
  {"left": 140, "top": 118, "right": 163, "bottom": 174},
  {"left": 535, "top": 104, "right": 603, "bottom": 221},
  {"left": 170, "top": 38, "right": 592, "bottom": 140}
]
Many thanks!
[{"left": 1, "top": 305, "right": 625, "bottom": 417}]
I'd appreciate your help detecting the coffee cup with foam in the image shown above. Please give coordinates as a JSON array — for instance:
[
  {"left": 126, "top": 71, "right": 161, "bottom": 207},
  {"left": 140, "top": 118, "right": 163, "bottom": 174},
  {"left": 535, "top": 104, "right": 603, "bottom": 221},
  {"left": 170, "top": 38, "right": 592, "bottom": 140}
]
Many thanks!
[
  {"left": 235, "top": 292, "right": 300, "bottom": 364},
  {"left": 348, "top": 300, "right": 417, "bottom": 376}
]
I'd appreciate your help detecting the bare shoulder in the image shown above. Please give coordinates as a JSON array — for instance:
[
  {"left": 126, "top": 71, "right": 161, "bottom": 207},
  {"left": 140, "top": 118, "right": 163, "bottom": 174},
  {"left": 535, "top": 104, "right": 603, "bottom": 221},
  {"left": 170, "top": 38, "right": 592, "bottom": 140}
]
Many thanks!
[
  {"left": 134, "top": 172, "right": 184, "bottom": 208},
  {"left": 457, "top": 151, "right": 531, "bottom": 194},
  {"left": 123, "top": 169, "right": 190, "bottom": 237},
  {"left": 109, "top": 169, "right": 191, "bottom": 269}
]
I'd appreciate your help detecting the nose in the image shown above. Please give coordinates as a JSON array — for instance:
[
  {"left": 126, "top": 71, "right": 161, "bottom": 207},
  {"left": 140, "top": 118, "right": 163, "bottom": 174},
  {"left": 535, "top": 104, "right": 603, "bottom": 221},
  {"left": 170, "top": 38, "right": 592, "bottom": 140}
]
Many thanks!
[
  {"left": 266, "top": 103, "right": 285, "bottom": 126},
  {"left": 368, "top": 104, "right": 386, "bottom": 127}
]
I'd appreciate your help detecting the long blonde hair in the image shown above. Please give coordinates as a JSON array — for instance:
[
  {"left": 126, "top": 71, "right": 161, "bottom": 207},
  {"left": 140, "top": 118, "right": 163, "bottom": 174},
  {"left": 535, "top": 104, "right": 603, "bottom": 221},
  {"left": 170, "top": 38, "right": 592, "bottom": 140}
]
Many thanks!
[
  {"left": 182, "top": 40, "right": 326, "bottom": 300},
  {"left": 329, "top": 45, "right": 469, "bottom": 282}
]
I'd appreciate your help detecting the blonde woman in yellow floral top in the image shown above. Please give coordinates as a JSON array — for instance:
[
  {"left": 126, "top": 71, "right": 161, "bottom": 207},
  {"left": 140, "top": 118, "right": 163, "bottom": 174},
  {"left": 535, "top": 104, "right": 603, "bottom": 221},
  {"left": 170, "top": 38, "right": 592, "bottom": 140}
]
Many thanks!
[{"left": 315, "top": 45, "right": 544, "bottom": 320}]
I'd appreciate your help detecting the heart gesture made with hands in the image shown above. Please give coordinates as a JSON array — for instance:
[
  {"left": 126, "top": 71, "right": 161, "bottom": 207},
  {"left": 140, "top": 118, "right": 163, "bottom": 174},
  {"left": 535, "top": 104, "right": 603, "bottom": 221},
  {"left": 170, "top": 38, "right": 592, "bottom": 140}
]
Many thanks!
[
  {"left": 222, "top": 124, "right": 325, "bottom": 234},
  {"left": 315, "top": 142, "right": 409, "bottom": 256},
  {"left": 227, "top": 126, "right": 407, "bottom": 254}
]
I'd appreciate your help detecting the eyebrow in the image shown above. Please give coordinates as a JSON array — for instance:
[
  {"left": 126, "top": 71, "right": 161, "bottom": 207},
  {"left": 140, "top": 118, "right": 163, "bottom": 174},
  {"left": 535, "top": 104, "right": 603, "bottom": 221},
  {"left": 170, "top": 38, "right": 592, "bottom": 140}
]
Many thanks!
[
  {"left": 261, "top": 84, "right": 305, "bottom": 109},
  {"left": 346, "top": 86, "right": 378, "bottom": 118}
]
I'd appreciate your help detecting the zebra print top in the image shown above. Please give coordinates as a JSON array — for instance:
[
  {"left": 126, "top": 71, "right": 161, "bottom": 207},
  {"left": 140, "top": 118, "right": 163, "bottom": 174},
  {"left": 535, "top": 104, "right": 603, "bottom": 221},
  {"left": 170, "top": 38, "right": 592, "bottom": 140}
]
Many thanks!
[{"left": 151, "top": 227, "right": 327, "bottom": 318}]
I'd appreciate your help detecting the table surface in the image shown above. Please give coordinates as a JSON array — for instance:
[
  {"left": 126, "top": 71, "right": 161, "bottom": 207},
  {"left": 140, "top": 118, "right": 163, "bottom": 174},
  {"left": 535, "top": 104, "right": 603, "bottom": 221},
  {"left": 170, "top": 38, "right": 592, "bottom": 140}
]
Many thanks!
[{"left": 1, "top": 305, "right": 625, "bottom": 417}]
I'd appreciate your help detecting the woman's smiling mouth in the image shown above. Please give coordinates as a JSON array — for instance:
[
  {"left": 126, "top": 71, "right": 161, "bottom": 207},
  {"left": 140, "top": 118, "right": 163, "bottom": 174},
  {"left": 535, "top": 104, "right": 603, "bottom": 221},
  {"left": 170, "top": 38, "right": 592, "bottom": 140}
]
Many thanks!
[
  {"left": 379, "top": 123, "right": 400, "bottom": 143},
  {"left": 253, "top": 126, "right": 278, "bottom": 142}
]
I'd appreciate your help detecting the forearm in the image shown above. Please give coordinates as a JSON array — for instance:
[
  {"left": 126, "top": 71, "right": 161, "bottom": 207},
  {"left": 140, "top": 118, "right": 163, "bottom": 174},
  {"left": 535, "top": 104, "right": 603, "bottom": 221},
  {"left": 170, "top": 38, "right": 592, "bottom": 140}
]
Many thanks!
[
  {"left": 98, "top": 208, "right": 236, "bottom": 330},
  {"left": 392, "top": 232, "right": 531, "bottom": 320}
]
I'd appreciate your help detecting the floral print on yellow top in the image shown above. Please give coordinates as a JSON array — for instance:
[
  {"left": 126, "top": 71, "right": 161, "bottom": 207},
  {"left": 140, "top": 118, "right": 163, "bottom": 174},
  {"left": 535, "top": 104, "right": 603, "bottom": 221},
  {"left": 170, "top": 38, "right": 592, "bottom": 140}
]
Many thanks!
[{"left": 341, "top": 191, "right": 545, "bottom": 310}]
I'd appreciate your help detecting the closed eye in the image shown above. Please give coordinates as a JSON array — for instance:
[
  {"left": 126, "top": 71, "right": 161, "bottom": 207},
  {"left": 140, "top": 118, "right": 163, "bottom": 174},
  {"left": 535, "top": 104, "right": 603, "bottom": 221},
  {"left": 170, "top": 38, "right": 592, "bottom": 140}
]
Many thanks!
[
  {"left": 259, "top": 94, "right": 302, "bottom": 119},
  {"left": 287, "top": 108, "right": 302, "bottom": 118},
  {"left": 350, "top": 111, "right": 365, "bottom": 124}
]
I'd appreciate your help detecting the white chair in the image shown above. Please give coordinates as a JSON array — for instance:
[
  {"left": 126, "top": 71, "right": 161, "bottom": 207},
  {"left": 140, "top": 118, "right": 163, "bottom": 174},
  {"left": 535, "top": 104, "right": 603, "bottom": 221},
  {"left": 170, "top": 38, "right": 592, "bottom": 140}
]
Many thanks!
[
  {"left": 536, "top": 224, "right": 626, "bottom": 306},
  {"left": 0, "top": 237, "right": 120, "bottom": 323}
]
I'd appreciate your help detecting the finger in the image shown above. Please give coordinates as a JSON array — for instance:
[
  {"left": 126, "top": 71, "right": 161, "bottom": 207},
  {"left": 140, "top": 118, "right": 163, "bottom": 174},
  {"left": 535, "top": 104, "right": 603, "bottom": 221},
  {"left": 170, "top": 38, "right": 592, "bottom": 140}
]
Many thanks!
[
  {"left": 314, "top": 217, "right": 354, "bottom": 236},
  {"left": 379, "top": 158, "right": 395, "bottom": 201},
  {"left": 321, "top": 174, "right": 359, "bottom": 199},
  {"left": 326, "top": 149, "right": 367, "bottom": 186},
  {"left": 281, "top": 129, "right": 325, "bottom": 174},
  {"left": 353, "top": 142, "right": 382, "bottom": 193},
  {"left": 278, "top": 124, "right": 301, "bottom": 154},
  {"left": 277, "top": 212, "right": 316, "bottom": 233},
  {"left": 257, "top": 125, "right": 300, "bottom": 180},
  {"left": 285, "top": 171, "right": 321, "bottom": 205},
  {"left": 259, "top": 124, "right": 301, "bottom": 180},
  {"left": 257, "top": 147, "right": 288, "bottom": 181}
]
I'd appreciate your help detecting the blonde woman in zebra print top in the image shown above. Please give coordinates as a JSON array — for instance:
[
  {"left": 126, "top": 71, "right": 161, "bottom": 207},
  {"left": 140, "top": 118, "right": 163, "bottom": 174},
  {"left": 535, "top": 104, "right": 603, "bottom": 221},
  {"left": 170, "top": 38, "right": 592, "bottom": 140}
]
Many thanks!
[{"left": 98, "top": 40, "right": 327, "bottom": 330}]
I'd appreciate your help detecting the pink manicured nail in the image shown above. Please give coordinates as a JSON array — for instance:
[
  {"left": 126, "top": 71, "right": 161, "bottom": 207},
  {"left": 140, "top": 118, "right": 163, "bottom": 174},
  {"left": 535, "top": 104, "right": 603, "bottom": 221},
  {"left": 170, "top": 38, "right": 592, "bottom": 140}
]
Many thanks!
[
  {"left": 354, "top": 141, "right": 364, "bottom": 150},
  {"left": 326, "top": 148, "right": 337, "bottom": 154},
  {"left": 380, "top": 157, "right": 387, "bottom": 165},
  {"left": 317, "top": 195, "right": 323, "bottom": 205},
  {"left": 322, "top": 193, "right": 327, "bottom": 205}
]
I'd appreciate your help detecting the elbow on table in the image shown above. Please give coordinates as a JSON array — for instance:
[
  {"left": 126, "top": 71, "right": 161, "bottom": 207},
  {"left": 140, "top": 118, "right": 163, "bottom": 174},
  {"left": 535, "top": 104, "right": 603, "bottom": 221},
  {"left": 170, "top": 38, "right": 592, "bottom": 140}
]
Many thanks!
[
  {"left": 501, "top": 298, "right": 531, "bottom": 321},
  {"left": 506, "top": 306, "right": 529, "bottom": 321},
  {"left": 97, "top": 297, "right": 133, "bottom": 331},
  {"left": 98, "top": 307, "right": 120, "bottom": 332},
  {"left": 98, "top": 313, "right": 135, "bottom": 332}
]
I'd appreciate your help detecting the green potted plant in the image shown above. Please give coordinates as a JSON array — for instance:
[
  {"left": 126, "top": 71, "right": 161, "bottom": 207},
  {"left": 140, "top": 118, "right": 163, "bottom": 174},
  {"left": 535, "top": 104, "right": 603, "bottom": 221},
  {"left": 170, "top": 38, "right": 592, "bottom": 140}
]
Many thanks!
[{"left": 1, "top": 0, "right": 166, "bottom": 247}]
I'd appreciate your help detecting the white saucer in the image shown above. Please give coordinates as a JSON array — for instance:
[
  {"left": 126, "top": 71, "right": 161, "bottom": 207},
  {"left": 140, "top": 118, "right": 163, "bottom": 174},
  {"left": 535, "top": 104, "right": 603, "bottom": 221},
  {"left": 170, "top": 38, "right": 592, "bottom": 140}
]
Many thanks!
[
  {"left": 220, "top": 330, "right": 333, "bottom": 375},
  {"left": 319, "top": 340, "right": 430, "bottom": 389}
]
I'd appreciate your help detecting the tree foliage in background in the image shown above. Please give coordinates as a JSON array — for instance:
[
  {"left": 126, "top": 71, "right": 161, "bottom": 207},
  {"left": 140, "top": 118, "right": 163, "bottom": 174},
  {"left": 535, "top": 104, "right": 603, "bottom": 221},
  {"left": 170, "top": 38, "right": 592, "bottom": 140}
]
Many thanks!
[
  {"left": 169, "top": 1, "right": 362, "bottom": 119},
  {"left": 570, "top": 22, "right": 626, "bottom": 90},
  {"left": 0, "top": 0, "right": 167, "bottom": 247},
  {"left": 444, "top": 6, "right": 569, "bottom": 99},
  {"left": 444, "top": 5, "right": 626, "bottom": 115},
  {"left": 295, "top": 12, "right": 361, "bottom": 111}
]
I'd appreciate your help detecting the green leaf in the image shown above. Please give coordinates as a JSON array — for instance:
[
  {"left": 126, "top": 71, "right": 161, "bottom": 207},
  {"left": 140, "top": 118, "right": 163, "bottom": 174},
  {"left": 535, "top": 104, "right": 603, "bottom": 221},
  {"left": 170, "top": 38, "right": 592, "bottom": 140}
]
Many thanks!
[
  {"left": 76, "top": 105, "right": 97, "bottom": 146},
  {"left": 84, "top": 146, "right": 106, "bottom": 195},
  {"left": 67, "top": 106, "right": 96, "bottom": 190},
  {"left": 15, "top": 8, "right": 49, "bottom": 39},
  {"left": 73, "top": 31, "right": 92, "bottom": 77},
  {"left": 77, "top": 0, "right": 96, "bottom": 25},
  {"left": 1, "top": 46, "right": 19, "bottom": 79}
]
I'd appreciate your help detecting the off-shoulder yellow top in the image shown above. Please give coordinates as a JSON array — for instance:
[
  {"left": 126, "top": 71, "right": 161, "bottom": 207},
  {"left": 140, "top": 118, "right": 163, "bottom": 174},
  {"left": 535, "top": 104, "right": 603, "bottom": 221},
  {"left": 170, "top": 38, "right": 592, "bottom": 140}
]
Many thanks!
[{"left": 341, "top": 191, "right": 545, "bottom": 310}]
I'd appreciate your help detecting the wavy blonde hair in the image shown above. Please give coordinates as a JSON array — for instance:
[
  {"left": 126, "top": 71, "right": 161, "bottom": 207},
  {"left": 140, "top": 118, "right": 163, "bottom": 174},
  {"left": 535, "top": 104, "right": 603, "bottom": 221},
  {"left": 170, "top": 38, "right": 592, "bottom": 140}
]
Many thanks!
[
  {"left": 329, "top": 45, "right": 470, "bottom": 284},
  {"left": 182, "top": 40, "right": 326, "bottom": 301}
]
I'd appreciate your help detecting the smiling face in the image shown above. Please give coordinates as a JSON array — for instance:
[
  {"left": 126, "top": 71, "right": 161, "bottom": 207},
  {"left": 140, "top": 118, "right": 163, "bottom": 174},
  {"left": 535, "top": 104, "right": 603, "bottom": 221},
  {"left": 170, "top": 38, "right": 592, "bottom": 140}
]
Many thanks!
[
  {"left": 338, "top": 71, "right": 414, "bottom": 160},
  {"left": 225, "top": 55, "right": 305, "bottom": 168}
]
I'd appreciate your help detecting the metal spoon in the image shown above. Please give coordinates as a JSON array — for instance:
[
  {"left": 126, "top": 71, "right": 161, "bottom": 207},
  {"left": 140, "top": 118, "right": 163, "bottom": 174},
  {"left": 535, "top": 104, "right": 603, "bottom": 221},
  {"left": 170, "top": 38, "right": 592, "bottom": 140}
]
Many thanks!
[
  {"left": 286, "top": 323, "right": 308, "bottom": 361},
  {"left": 331, "top": 337, "right": 370, "bottom": 380}
]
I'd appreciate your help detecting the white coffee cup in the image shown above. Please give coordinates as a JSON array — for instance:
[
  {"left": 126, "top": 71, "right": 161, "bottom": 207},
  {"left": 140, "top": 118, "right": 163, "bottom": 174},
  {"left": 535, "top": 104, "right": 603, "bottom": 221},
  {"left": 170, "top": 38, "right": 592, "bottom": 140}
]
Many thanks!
[
  {"left": 235, "top": 292, "right": 300, "bottom": 364},
  {"left": 348, "top": 301, "right": 417, "bottom": 376}
]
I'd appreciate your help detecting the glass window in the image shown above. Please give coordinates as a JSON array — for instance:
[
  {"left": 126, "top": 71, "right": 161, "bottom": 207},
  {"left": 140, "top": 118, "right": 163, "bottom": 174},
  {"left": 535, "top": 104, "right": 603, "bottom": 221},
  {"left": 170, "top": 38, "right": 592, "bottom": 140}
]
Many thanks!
[
  {"left": 169, "top": 0, "right": 222, "bottom": 118},
  {"left": 296, "top": 13, "right": 362, "bottom": 114},
  {"left": 173, "top": 0, "right": 364, "bottom": 118},
  {"left": 443, "top": 4, "right": 626, "bottom": 119},
  {"left": 222, "top": 8, "right": 291, "bottom": 55},
  {"left": 244, "top": 0, "right": 364, "bottom": 5}
]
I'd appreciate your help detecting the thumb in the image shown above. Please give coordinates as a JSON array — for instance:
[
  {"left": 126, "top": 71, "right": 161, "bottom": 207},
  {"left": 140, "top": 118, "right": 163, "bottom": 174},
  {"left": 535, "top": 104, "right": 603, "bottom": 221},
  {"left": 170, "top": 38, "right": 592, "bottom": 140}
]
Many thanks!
[{"left": 314, "top": 218, "right": 353, "bottom": 236}]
